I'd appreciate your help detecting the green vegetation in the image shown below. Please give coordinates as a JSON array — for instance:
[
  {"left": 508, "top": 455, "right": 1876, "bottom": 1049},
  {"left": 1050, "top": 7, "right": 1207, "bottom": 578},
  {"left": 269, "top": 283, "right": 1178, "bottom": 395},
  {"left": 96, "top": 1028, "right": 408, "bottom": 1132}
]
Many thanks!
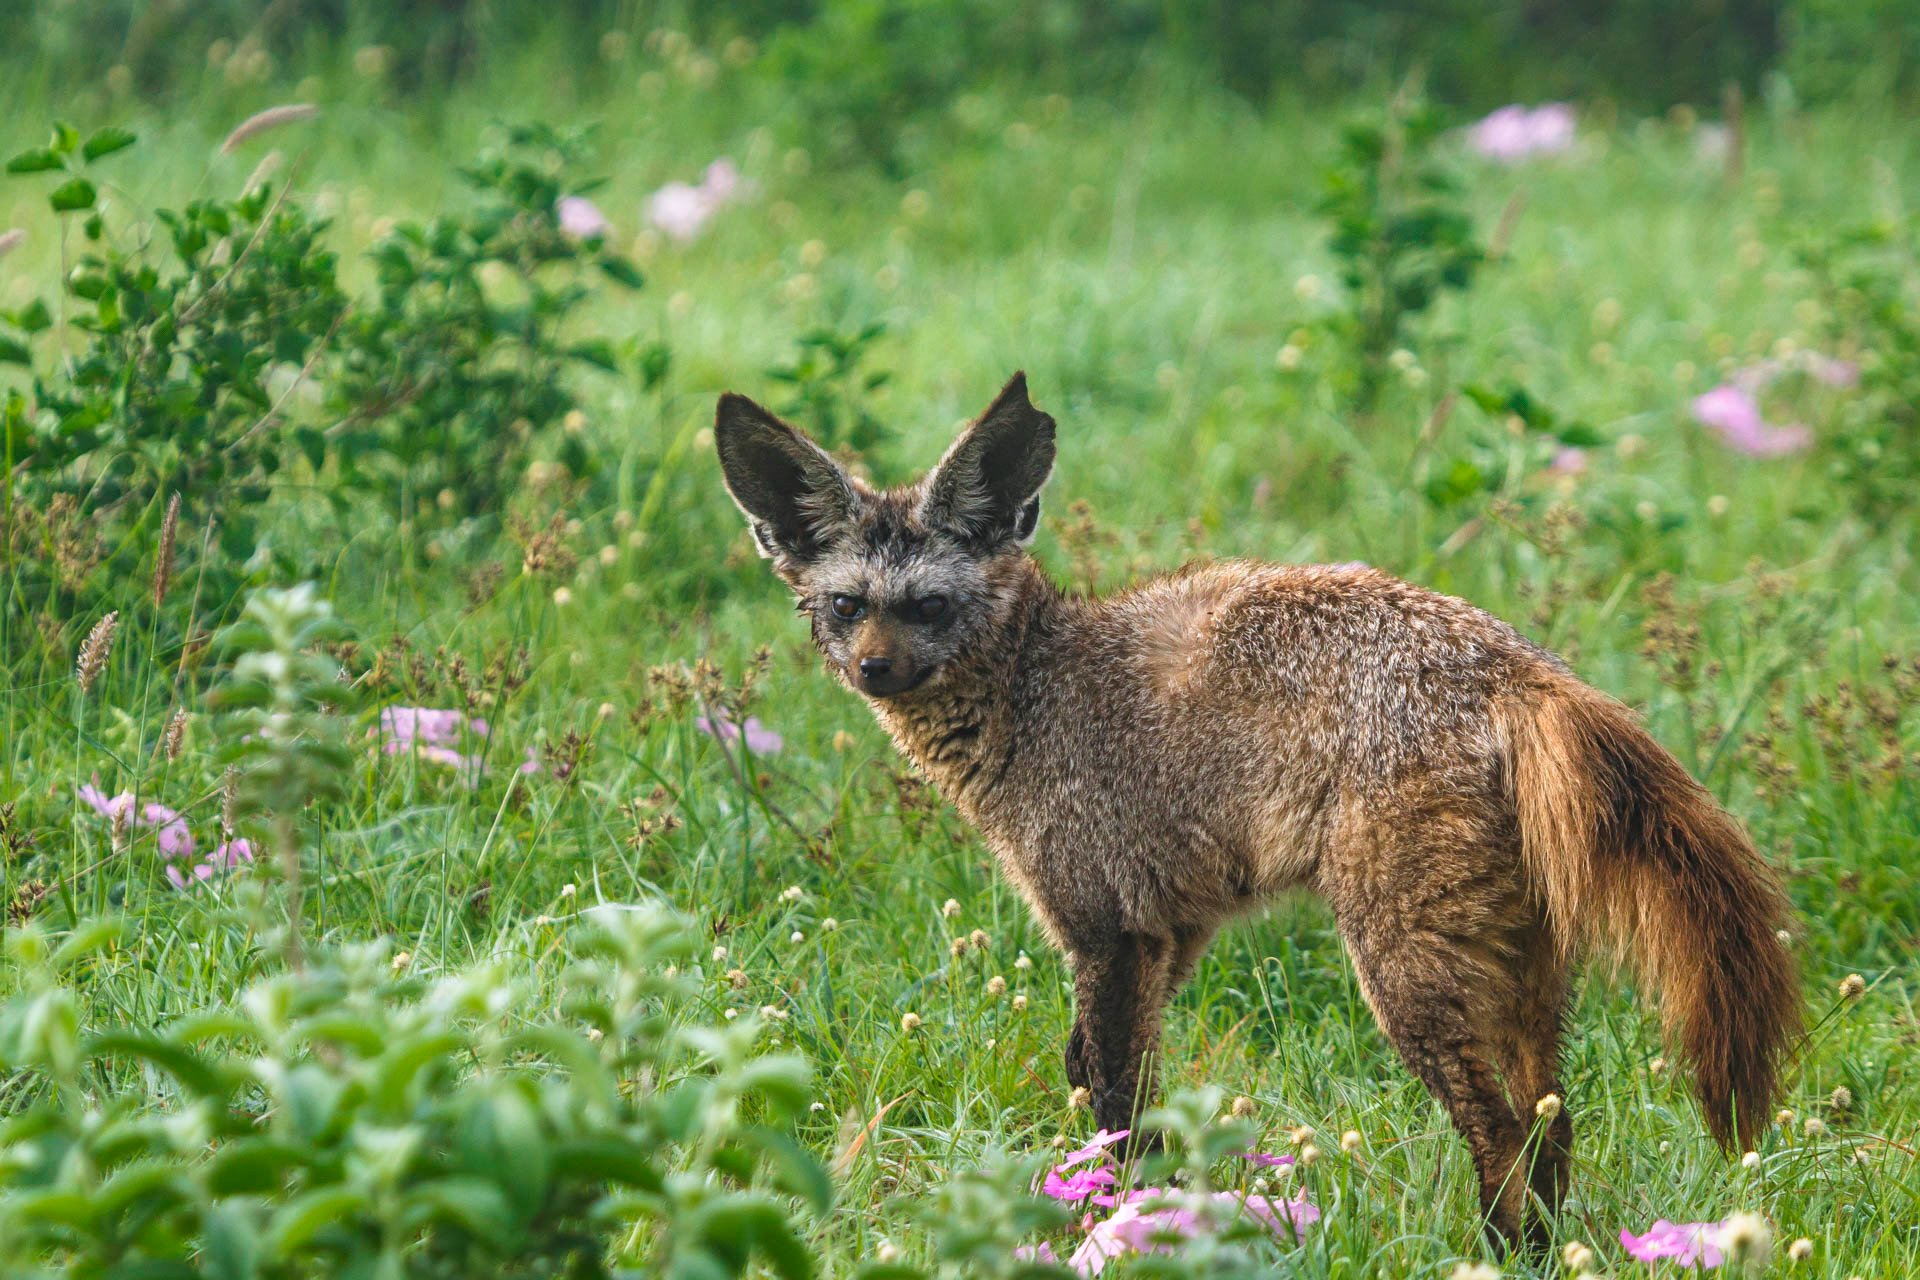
[{"left": 1, "top": 8, "right": 1916, "bottom": 1276}]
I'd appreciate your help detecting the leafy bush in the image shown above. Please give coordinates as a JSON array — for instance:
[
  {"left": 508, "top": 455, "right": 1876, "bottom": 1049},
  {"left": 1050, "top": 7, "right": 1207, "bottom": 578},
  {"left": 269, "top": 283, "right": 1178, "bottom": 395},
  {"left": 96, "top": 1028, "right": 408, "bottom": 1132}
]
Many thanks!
[
  {"left": 1796, "top": 219, "right": 1920, "bottom": 522},
  {"left": 1311, "top": 96, "right": 1483, "bottom": 413},
  {"left": 327, "top": 124, "right": 645, "bottom": 519},
  {"left": 1, "top": 120, "right": 644, "bottom": 623},
  {"left": 0, "top": 905, "right": 827, "bottom": 1278},
  {"left": 2, "top": 123, "right": 346, "bottom": 599}
]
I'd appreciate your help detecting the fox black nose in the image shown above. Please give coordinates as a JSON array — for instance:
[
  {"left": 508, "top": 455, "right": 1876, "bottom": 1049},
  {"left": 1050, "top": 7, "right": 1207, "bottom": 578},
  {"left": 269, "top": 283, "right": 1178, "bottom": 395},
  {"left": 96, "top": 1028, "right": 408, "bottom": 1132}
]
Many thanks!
[{"left": 858, "top": 657, "right": 893, "bottom": 681}]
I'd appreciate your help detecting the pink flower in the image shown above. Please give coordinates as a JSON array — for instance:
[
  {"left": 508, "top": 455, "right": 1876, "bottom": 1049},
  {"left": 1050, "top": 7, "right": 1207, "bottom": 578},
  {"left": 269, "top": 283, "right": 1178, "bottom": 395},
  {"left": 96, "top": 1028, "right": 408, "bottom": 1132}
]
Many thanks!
[
  {"left": 77, "top": 784, "right": 134, "bottom": 821},
  {"left": 1240, "top": 1149, "right": 1297, "bottom": 1168},
  {"left": 376, "top": 706, "right": 489, "bottom": 776},
  {"left": 1041, "top": 1165, "right": 1117, "bottom": 1202},
  {"left": 143, "top": 803, "right": 195, "bottom": 859},
  {"left": 645, "top": 157, "right": 749, "bottom": 243},
  {"left": 556, "top": 195, "right": 610, "bottom": 240},
  {"left": 1063, "top": 1189, "right": 1319, "bottom": 1275},
  {"left": 1013, "top": 1242, "right": 1059, "bottom": 1264},
  {"left": 1058, "top": 1129, "right": 1131, "bottom": 1170},
  {"left": 1550, "top": 445, "right": 1589, "bottom": 476},
  {"left": 1468, "top": 103, "right": 1577, "bottom": 162},
  {"left": 1692, "top": 385, "right": 1812, "bottom": 458},
  {"left": 696, "top": 711, "right": 783, "bottom": 755},
  {"left": 166, "top": 840, "right": 253, "bottom": 891},
  {"left": 1620, "top": 1218, "right": 1726, "bottom": 1267},
  {"left": 77, "top": 785, "right": 194, "bottom": 857}
]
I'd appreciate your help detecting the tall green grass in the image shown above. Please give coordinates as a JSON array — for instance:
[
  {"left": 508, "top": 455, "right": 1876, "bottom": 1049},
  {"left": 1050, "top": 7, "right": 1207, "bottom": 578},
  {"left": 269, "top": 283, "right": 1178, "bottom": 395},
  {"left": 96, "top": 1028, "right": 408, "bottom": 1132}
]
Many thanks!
[{"left": 2, "top": 37, "right": 1916, "bottom": 1276}]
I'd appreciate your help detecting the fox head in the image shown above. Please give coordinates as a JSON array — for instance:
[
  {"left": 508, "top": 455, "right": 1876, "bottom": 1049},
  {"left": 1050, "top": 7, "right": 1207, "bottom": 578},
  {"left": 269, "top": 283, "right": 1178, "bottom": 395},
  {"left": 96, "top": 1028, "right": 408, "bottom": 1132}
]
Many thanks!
[{"left": 716, "top": 372, "right": 1055, "bottom": 699}]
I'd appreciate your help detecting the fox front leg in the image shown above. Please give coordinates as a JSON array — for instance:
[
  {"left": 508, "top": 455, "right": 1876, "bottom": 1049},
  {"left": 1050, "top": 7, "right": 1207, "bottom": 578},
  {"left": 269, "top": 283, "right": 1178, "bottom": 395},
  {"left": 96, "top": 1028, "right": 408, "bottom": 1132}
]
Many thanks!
[{"left": 1065, "top": 932, "right": 1176, "bottom": 1136}]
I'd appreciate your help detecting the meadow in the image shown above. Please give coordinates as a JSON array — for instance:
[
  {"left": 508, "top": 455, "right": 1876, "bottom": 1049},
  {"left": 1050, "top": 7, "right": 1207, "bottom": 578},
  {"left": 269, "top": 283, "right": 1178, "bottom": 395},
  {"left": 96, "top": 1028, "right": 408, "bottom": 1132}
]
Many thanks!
[{"left": 0, "top": 23, "right": 1917, "bottom": 1279}]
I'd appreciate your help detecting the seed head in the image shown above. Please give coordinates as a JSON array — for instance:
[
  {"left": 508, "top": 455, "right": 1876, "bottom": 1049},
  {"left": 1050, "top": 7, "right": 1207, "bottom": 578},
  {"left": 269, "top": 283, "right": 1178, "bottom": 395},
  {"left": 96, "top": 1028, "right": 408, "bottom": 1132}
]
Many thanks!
[
  {"left": 1340, "top": 1129, "right": 1361, "bottom": 1153},
  {"left": 1448, "top": 1261, "right": 1499, "bottom": 1279},
  {"left": 1802, "top": 1117, "right": 1826, "bottom": 1137},
  {"left": 1838, "top": 973, "right": 1866, "bottom": 1001},
  {"left": 780, "top": 884, "right": 804, "bottom": 903},
  {"left": 153, "top": 493, "right": 181, "bottom": 606},
  {"left": 1011, "top": 994, "right": 1028, "bottom": 1013},
  {"left": 1068, "top": 1086, "right": 1091, "bottom": 1110},
  {"left": 821, "top": 917, "right": 839, "bottom": 932},
  {"left": 1561, "top": 1241, "right": 1596, "bottom": 1273},
  {"left": 391, "top": 951, "right": 411, "bottom": 971},
  {"left": 163, "top": 706, "right": 189, "bottom": 760},
  {"left": 1741, "top": 1150, "right": 1761, "bottom": 1169},
  {"left": 968, "top": 928, "right": 990, "bottom": 950},
  {"left": 1229, "top": 1094, "right": 1255, "bottom": 1118},
  {"left": 941, "top": 898, "right": 961, "bottom": 919},
  {"left": 1829, "top": 1085, "right": 1853, "bottom": 1114},
  {"left": 1787, "top": 1238, "right": 1812, "bottom": 1263},
  {"left": 950, "top": 937, "right": 967, "bottom": 958},
  {"left": 1014, "top": 953, "right": 1033, "bottom": 971},
  {"left": 900, "top": 1011, "right": 922, "bottom": 1033},
  {"left": 220, "top": 102, "right": 321, "bottom": 153},
  {"left": 789, "top": 930, "right": 804, "bottom": 944},
  {"left": 726, "top": 968, "right": 747, "bottom": 990},
  {"left": 1535, "top": 1093, "right": 1563, "bottom": 1120},
  {"left": 986, "top": 975, "right": 1007, "bottom": 997},
  {"left": 1776, "top": 1108, "right": 1794, "bottom": 1126},
  {"left": 712, "top": 945, "right": 729, "bottom": 963},
  {"left": 76, "top": 611, "right": 119, "bottom": 695},
  {"left": 1718, "top": 1212, "right": 1772, "bottom": 1265},
  {"left": 1298, "top": 1143, "right": 1321, "bottom": 1165}
]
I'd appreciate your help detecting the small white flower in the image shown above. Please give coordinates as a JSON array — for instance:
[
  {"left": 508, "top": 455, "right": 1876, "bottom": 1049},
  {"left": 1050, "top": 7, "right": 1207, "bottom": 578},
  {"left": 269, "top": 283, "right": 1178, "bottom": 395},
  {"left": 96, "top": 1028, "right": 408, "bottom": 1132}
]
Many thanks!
[
  {"left": 1839, "top": 973, "right": 1866, "bottom": 1000},
  {"left": 986, "top": 975, "right": 1007, "bottom": 997},
  {"left": 875, "top": 1241, "right": 901, "bottom": 1263},
  {"left": 1299, "top": 1143, "right": 1321, "bottom": 1165},
  {"left": 1011, "top": 994, "right": 1028, "bottom": 1013},
  {"left": 780, "top": 884, "right": 804, "bottom": 903},
  {"left": 586, "top": 1027, "right": 603, "bottom": 1042},
  {"left": 1803, "top": 1116, "right": 1827, "bottom": 1137},
  {"left": 941, "top": 898, "right": 962, "bottom": 919},
  {"left": 900, "top": 1011, "right": 922, "bottom": 1032},
  {"left": 1340, "top": 1130, "right": 1362, "bottom": 1153},
  {"left": 1787, "top": 1238, "right": 1812, "bottom": 1262},
  {"left": 789, "top": 930, "right": 805, "bottom": 945},
  {"left": 821, "top": 917, "right": 839, "bottom": 932},
  {"left": 1015, "top": 953, "right": 1033, "bottom": 971},
  {"left": 1535, "top": 1093, "right": 1562, "bottom": 1120},
  {"left": 1742, "top": 1150, "right": 1762, "bottom": 1170},
  {"left": 1718, "top": 1211, "right": 1772, "bottom": 1265},
  {"left": 724, "top": 1008, "right": 739, "bottom": 1020},
  {"left": 560, "top": 883, "right": 576, "bottom": 899},
  {"left": 1068, "top": 1086, "right": 1091, "bottom": 1110},
  {"left": 1561, "top": 1241, "right": 1595, "bottom": 1273},
  {"left": 712, "top": 945, "right": 729, "bottom": 963}
]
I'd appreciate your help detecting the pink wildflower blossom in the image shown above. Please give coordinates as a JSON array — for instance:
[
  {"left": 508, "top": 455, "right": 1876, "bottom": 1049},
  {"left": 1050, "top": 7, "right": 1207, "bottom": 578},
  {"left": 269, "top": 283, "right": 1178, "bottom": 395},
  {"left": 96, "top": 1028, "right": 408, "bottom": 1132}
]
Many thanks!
[
  {"left": 645, "top": 158, "right": 748, "bottom": 243},
  {"left": 696, "top": 711, "right": 783, "bottom": 754},
  {"left": 166, "top": 838, "right": 255, "bottom": 891},
  {"left": 556, "top": 195, "right": 610, "bottom": 240},
  {"left": 77, "top": 784, "right": 134, "bottom": 821},
  {"left": 1468, "top": 103, "right": 1577, "bottom": 162},
  {"left": 1692, "top": 385, "right": 1812, "bottom": 458},
  {"left": 1620, "top": 1218, "right": 1726, "bottom": 1267}
]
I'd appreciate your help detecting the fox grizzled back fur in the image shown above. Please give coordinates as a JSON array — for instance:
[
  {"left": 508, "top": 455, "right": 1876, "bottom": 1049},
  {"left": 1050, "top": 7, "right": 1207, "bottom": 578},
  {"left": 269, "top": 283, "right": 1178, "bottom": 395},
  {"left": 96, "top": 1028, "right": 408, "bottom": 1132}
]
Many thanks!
[{"left": 715, "top": 373, "right": 1801, "bottom": 1251}]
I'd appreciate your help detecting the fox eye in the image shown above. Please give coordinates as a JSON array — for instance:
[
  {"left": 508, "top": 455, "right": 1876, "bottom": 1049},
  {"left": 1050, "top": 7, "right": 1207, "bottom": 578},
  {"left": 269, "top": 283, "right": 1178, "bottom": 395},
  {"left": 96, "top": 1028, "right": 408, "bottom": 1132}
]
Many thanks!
[
  {"left": 830, "top": 594, "right": 865, "bottom": 620},
  {"left": 914, "top": 594, "right": 949, "bottom": 622}
]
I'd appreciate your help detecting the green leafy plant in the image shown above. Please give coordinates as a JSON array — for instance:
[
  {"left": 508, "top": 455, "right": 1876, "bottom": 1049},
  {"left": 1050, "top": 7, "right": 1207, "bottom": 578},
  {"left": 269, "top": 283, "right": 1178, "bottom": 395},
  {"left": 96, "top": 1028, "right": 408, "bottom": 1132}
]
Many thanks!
[
  {"left": 1313, "top": 94, "right": 1483, "bottom": 413},
  {"left": 765, "top": 320, "right": 893, "bottom": 457},
  {"left": 0, "top": 904, "right": 827, "bottom": 1278},
  {"left": 2, "top": 124, "right": 346, "bottom": 601},
  {"left": 1421, "top": 382, "right": 1603, "bottom": 512},
  {"left": 327, "top": 123, "right": 645, "bottom": 519},
  {"left": 1795, "top": 219, "right": 1920, "bottom": 522}
]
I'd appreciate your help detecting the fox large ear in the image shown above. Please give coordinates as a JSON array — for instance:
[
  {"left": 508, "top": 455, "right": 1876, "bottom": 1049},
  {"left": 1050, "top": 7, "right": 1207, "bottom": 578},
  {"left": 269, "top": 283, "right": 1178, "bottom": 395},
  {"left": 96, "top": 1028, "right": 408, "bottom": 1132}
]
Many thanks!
[
  {"left": 715, "top": 394, "right": 860, "bottom": 564},
  {"left": 919, "top": 372, "right": 1055, "bottom": 547}
]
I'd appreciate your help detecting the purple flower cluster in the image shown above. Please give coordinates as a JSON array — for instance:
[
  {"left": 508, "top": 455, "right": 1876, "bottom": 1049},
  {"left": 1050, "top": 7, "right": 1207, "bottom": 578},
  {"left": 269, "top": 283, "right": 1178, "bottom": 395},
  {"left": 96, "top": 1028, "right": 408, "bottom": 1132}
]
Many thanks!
[
  {"left": 77, "top": 784, "right": 253, "bottom": 890},
  {"left": 1026, "top": 1130, "right": 1317, "bottom": 1274},
  {"left": 1693, "top": 354, "right": 1856, "bottom": 458},
  {"left": 696, "top": 709, "right": 783, "bottom": 754},
  {"left": 1467, "top": 104, "right": 1576, "bottom": 162},
  {"left": 646, "top": 158, "right": 746, "bottom": 242}
]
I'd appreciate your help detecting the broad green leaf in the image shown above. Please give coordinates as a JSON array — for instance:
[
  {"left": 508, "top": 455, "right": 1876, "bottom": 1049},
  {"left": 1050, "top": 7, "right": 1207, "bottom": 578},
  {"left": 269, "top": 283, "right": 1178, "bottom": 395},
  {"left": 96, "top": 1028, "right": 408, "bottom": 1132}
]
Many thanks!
[
  {"left": 263, "top": 1186, "right": 369, "bottom": 1255},
  {"left": 81, "top": 126, "right": 137, "bottom": 162},
  {"left": 49, "top": 177, "right": 97, "bottom": 213},
  {"left": 6, "top": 148, "right": 65, "bottom": 174}
]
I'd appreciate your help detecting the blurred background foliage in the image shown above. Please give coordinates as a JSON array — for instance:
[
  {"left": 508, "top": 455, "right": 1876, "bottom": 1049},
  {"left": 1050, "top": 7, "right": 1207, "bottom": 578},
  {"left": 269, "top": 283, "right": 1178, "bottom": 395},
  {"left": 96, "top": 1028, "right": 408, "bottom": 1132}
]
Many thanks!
[{"left": 9, "top": 0, "right": 1918, "bottom": 160}]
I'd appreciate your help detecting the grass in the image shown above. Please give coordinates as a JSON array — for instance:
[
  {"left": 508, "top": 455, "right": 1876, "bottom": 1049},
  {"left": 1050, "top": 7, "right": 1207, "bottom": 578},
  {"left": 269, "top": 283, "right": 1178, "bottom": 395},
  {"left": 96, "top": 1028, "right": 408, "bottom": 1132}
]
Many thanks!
[{"left": 2, "top": 38, "right": 1918, "bottom": 1277}]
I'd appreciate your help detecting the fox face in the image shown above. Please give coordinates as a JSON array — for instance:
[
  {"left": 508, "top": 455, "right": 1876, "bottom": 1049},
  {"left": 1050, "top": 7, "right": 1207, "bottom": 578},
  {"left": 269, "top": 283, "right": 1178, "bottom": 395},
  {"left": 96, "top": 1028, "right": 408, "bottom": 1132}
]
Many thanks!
[{"left": 716, "top": 373, "right": 1055, "bottom": 699}]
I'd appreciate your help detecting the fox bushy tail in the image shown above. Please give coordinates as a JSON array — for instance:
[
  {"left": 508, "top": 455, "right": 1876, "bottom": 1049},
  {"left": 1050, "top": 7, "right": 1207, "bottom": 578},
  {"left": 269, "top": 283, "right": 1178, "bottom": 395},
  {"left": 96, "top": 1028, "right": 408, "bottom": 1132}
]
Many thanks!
[{"left": 1500, "top": 678, "right": 1800, "bottom": 1150}]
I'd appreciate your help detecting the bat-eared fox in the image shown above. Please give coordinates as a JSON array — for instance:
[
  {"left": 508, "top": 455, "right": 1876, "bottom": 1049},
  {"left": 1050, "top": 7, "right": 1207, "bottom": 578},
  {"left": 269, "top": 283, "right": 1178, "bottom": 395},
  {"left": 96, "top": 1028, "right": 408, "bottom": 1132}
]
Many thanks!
[{"left": 715, "top": 372, "right": 1800, "bottom": 1250}]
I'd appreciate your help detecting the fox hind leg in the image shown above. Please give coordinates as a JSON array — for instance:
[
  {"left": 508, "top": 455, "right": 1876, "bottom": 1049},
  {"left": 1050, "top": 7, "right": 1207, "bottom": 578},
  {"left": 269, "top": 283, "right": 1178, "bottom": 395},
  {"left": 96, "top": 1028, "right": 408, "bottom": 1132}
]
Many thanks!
[{"left": 1325, "top": 804, "right": 1559, "bottom": 1252}]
